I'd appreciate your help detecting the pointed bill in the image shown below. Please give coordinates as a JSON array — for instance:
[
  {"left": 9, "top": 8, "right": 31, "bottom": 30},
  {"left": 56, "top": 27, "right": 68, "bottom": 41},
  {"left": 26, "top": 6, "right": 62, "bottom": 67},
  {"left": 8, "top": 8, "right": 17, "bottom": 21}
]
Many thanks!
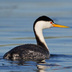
[{"left": 52, "top": 24, "right": 69, "bottom": 28}]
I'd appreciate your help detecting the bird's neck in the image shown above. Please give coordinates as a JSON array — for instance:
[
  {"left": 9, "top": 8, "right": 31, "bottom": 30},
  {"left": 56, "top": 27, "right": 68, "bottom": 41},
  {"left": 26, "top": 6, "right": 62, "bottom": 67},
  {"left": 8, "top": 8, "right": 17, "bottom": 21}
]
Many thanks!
[{"left": 34, "top": 24, "right": 49, "bottom": 51}]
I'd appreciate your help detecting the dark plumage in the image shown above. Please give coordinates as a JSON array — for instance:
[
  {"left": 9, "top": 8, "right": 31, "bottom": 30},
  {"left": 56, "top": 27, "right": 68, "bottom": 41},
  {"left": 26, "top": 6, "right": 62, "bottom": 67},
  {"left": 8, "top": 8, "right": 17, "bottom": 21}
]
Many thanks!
[
  {"left": 3, "top": 44, "right": 49, "bottom": 61},
  {"left": 3, "top": 16, "right": 53, "bottom": 61},
  {"left": 34, "top": 16, "right": 54, "bottom": 25},
  {"left": 3, "top": 15, "right": 69, "bottom": 61}
]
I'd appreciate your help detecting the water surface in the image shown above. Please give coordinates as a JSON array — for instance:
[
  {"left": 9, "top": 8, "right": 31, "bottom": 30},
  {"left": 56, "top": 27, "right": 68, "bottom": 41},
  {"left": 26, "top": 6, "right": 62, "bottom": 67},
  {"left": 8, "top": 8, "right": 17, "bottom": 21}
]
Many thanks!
[{"left": 0, "top": 0, "right": 72, "bottom": 72}]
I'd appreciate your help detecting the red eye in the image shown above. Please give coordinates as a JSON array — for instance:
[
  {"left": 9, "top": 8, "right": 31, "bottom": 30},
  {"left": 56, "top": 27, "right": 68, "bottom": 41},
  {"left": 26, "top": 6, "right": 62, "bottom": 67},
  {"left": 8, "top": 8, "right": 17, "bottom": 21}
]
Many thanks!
[{"left": 50, "top": 22, "right": 53, "bottom": 24}]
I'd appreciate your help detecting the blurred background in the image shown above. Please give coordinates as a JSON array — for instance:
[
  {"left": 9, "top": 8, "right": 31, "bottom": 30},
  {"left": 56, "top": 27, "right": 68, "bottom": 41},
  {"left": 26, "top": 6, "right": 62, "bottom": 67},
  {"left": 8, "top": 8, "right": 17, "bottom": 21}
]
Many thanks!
[
  {"left": 0, "top": 0, "right": 72, "bottom": 17},
  {"left": 0, "top": 0, "right": 72, "bottom": 72},
  {"left": 0, "top": 0, "right": 72, "bottom": 54}
]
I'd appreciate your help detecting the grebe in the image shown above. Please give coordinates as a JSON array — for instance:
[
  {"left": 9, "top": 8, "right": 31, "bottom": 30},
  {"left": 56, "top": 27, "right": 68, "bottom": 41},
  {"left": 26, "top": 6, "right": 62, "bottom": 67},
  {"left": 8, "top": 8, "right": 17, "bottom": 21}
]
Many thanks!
[{"left": 3, "top": 16, "right": 69, "bottom": 61}]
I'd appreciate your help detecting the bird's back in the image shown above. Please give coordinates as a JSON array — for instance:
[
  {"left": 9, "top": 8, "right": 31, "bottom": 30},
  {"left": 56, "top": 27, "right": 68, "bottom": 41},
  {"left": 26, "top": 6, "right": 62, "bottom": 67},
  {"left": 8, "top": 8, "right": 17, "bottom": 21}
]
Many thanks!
[{"left": 3, "top": 44, "right": 49, "bottom": 61}]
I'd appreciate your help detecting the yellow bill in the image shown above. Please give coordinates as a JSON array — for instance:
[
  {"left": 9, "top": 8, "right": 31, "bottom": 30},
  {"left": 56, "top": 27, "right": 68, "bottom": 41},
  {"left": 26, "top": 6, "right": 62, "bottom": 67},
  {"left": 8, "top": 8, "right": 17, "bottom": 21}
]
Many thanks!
[{"left": 52, "top": 23, "right": 69, "bottom": 28}]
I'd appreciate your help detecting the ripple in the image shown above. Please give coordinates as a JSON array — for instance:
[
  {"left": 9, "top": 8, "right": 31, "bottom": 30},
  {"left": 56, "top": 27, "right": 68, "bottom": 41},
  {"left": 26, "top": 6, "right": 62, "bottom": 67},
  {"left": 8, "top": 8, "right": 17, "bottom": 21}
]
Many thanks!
[
  {"left": 12, "top": 36, "right": 72, "bottom": 40},
  {"left": 50, "top": 54, "right": 72, "bottom": 58}
]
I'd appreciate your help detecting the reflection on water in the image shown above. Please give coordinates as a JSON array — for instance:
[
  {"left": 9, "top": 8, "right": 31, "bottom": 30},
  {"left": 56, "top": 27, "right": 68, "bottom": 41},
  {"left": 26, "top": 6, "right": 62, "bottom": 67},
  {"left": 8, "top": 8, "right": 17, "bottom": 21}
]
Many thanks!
[
  {"left": 0, "top": 54, "right": 72, "bottom": 72},
  {"left": 0, "top": 0, "right": 72, "bottom": 72}
]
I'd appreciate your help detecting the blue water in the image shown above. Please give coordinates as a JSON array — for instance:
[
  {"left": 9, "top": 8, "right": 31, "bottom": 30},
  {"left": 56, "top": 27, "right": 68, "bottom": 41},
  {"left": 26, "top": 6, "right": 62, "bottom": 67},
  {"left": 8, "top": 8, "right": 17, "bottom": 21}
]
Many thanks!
[{"left": 0, "top": 0, "right": 72, "bottom": 72}]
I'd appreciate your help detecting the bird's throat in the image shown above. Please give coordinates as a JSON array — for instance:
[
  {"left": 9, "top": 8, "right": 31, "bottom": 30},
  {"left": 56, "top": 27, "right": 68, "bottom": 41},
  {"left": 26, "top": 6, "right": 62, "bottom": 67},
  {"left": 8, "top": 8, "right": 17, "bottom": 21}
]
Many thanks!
[{"left": 34, "top": 26, "right": 49, "bottom": 50}]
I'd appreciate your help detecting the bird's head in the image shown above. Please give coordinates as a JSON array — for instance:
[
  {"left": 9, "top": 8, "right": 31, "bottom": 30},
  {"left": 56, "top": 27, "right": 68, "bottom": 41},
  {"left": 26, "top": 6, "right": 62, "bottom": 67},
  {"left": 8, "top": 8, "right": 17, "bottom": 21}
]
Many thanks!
[{"left": 34, "top": 16, "right": 69, "bottom": 29}]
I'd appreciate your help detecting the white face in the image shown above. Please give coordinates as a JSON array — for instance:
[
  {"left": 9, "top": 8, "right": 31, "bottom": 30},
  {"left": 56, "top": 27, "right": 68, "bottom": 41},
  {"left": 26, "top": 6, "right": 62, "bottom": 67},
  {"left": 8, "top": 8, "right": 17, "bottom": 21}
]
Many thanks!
[
  {"left": 34, "top": 20, "right": 53, "bottom": 49},
  {"left": 35, "top": 21, "right": 53, "bottom": 30}
]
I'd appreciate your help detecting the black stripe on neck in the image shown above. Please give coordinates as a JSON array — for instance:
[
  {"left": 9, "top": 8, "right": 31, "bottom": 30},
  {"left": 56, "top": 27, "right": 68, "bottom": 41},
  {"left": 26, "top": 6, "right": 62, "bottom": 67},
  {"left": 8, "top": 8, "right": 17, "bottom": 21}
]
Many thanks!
[{"left": 33, "top": 27, "right": 47, "bottom": 50}]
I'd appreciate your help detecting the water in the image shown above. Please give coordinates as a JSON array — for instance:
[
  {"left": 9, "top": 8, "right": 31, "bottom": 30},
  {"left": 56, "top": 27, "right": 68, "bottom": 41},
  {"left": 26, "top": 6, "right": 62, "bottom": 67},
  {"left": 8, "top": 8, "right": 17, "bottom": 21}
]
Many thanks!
[{"left": 0, "top": 0, "right": 72, "bottom": 72}]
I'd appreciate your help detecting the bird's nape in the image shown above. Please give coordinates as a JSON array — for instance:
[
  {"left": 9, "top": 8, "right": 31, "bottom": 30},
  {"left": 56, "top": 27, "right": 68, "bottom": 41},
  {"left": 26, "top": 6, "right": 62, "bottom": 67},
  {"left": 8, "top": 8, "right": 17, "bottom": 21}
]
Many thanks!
[{"left": 3, "top": 15, "right": 69, "bottom": 61}]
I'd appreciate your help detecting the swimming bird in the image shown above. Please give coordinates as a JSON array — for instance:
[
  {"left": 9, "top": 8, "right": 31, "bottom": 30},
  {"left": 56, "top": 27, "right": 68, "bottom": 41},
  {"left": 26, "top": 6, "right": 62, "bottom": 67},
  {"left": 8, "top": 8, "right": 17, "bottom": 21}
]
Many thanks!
[{"left": 3, "top": 16, "right": 69, "bottom": 61}]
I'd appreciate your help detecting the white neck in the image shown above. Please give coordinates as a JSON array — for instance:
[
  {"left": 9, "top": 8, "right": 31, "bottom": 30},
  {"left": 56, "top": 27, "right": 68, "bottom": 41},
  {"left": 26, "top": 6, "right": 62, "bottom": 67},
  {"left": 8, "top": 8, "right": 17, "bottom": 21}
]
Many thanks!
[{"left": 34, "top": 21, "right": 49, "bottom": 50}]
